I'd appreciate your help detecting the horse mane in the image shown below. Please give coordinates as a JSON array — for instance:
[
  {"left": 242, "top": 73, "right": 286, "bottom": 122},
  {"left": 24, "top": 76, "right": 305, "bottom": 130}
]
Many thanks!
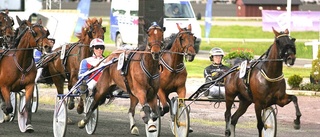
[
  {"left": 75, "top": 17, "right": 101, "bottom": 41},
  {"left": 164, "top": 27, "right": 188, "bottom": 50},
  {"left": 164, "top": 33, "right": 177, "bottom": 50}
]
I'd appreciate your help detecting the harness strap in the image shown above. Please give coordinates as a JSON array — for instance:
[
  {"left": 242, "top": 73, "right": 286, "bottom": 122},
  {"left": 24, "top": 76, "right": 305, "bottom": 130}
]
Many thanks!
[
  {"left": 13, "top": 55, "right": 34, "bottom": 85},
  {"left": 140, "top": 60, "right": 159, "bottom": 79},
  {"left": 159, "top": 57, "right": 185, "bottom": 73},
  {"left": 260, "top": 69, "right": 284, "bottom": 82}
]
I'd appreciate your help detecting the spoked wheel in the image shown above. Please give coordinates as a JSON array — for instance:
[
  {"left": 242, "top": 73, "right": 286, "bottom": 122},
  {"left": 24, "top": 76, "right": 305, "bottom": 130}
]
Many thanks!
[
  {"left": 9, "top": 92, "right": 17, "bottom": 122},
  {"left": 0, "top": 101, "right": 3, "bottom": 123},
  {"left": 84, "top": 96, "right": 98, "bottom": 135},
  {"left": 18, "top": 92, "right": 29, "bottom": 132},
  {"left": 31, "top": 84, "right": 39, "bottom": 113},
  {"left": 145, "top": 107, "right": 161, "bottom": 137},
  {"left": 171, "top": 98, "right": 189, "bottom": 137},
  {"left": 53, "top": 97, "right": 67, "bottom": 137},
  {"left": 262, "top": 106, "right": 277, "bottom": 137}
]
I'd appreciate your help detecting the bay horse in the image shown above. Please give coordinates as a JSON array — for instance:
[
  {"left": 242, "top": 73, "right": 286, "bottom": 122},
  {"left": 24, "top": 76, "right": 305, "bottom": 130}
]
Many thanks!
[
  {"left": 0, "top": 19, "right": 50, "bottom": 132},
  {"left": 46, "top": 17, "right": 105, "bottom": 114},
  {"left": 224, "top": 28, "right": 301, "bottom": 137},
  {"left": 78, "top": 23, "right": 164, "bottom": 135},
  {"left": 157, "top": 23, "right": 196, "bottom": 116}
]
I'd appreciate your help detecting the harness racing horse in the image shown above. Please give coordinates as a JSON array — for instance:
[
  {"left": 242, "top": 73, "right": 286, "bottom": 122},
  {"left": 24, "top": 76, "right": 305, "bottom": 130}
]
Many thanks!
[
  {"left": 0, "top": 11, "right": 15, "bottom": 49},
  {"left": 157, "top": 23, "right": 196, "bottom": 116},
  {"left": 0, "top": 19, "right": 50, "bottom": 132},
  {"left": 224, "top": 28, "right": 301, "bottom": 137},
  {"left": 78, "top": 23, "right": 164, "bottom": 135},
  {"left": 46, "top": 17, "right": 105, "bottom": 114}
]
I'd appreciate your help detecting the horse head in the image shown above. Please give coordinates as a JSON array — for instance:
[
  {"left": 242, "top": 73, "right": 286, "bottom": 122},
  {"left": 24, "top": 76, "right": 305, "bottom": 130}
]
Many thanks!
[
  {"left": 146, "top": 22, "right": 164, "bottom": 60},
  {"left": 272, "top": 27, "right": 296, "bottom": 66},
  {"left": 176, "top": 23, "right": 196, "bottom": 62},
  {"left": 15, "top": 17, "right": 51, "bottom": 53},
  {"left": 77, "top": 17, "right": 106, "bottom": 43}
]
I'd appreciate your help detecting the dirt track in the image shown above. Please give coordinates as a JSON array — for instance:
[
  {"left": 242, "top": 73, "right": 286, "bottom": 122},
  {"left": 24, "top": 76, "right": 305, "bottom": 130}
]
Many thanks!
[{"left": 0, "top": 78, "right": 320, "bottom": 137}]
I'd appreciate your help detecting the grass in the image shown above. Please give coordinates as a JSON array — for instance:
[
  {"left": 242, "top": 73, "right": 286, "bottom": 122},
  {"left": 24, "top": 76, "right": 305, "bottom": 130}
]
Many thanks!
[{"left": 185, "top": 59, "right": 312, "bottom": 78}]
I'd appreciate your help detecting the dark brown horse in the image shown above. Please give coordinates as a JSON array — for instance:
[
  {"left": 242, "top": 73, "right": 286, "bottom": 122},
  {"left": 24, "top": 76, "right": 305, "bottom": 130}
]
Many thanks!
[
  {"left": 157, "top": 23, "right": 196, "bottom": 116},
  {"left": 78, "top": 24, "right": 164, "bottom": 135},
  {"left": 46, "top": 17, "right": 105, "bottom": 113},
  {"left": 224, "top": 28, "right": 301, "bottom": 137},
  {"left": 0, "top": 19, "right": 50, "bottom": 132}
]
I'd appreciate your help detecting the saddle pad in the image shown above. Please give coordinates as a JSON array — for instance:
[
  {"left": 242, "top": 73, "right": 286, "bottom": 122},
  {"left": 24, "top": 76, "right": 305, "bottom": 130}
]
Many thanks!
[
  {"left": 117, "top": 52, "right": 125, "bottom": 70},
  {"left": 239, "top": 60, "right": 247, "bottom": 78},
  {"left": 60, "top": 44, "right": 66, "bottom": 59}
]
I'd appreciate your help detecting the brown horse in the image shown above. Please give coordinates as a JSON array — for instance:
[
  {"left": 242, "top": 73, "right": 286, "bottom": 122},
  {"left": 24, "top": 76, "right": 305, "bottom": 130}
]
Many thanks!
[
  {"left": 77, "top": 23, "right": 164, "bottom": 135},
  {"left": 0, "top": 11, "right": 15, "bottom": 49},
  {"left": 0, "top": 19, "right": 50, "bottom": 132},
  {"left": 157, "top": 23, "right": 196, "bottom": 116},
  {"left": 224, "top": 28, "right": 301, "bottom": 137},
  {"left": 46, "top": 17, "right": 105, "bottom": 114}
]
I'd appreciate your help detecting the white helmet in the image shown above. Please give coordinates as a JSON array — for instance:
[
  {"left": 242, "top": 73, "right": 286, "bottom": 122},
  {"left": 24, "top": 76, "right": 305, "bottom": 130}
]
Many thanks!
[
  {"left": 209, "top": 47, "right": 224, "bottom": 56},
  {"left": 90, "top": 38, "right": 105, "bottom": 48}
]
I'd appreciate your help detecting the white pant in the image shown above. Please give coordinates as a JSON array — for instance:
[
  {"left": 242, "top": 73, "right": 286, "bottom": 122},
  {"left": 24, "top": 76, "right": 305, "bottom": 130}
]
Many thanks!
[
  {"left": 208, "top": 85, "right": 225, "bottom": 98},
  {"left": 35, "top": 67, "right": 43, "bottom": 83},
  {"left": 87, "top": 80, "right": 97, "bottom": 91}
]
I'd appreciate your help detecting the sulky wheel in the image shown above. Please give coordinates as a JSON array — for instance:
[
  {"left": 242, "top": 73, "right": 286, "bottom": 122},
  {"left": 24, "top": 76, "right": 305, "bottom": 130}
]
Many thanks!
[
  {"left": 53, "top": 97, "right": 67, "bottom": 137},
  {"left": 262, "top": 106, "right": 277, "bottom": 137},
  {"left": 31, "top": 84, "right": 39, "bottom": 113},
  {"left": 0, "top": 107, "right": 3, "bottom": 123},
  {"left": 85, "top": 96, "right": 98, "bottom": 135},
  {"left": 18, "top": 92, "right": 28, "bottom": 132},
  {"left": 173, "top": 98, "right": 189, "bottom": 137}
]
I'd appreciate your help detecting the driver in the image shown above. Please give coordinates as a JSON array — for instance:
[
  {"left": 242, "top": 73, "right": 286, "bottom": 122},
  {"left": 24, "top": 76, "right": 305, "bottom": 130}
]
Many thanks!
[
  {"left": 78, "top": 38, "right": 106, "bottom": 93},
  {"left": 203, "top": 47, "right": 229, "bottom": 99}
]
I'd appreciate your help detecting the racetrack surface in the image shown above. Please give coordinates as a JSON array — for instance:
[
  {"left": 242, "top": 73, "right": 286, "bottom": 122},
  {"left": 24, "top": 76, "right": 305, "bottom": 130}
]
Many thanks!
[{"left": 0, "top": 79, "right": 319, "bottom": 137}]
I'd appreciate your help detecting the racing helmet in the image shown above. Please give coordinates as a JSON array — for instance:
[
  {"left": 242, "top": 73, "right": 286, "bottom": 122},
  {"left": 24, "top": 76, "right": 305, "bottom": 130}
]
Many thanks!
[
  {"left": 209, "top": 47, "right": 224, "bottom": 61},
  {"left": 89, "top": 38, "right": 105, "bottom": 48}
]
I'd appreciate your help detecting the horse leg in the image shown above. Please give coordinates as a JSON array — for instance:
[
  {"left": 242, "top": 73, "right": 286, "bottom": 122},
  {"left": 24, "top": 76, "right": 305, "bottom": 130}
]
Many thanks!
[
  {"left": 231, "top": 99, "right": 251, "bottom": 135},
  {"left": 145, "top": 95, "right": 160, "bottom": 133},
  {"left": 157, "top": 88, "right": 169, "bottom": 116},
  {"left": 0, "top": 87, "right": 12, "bottom": 121},
  {"left": 252, "top": 104, "right": 264, "bottom": 137},
  {"left": 129, "top": 95, "right": 139, "bottom": 135},
  {"left": 276, "top": 94, "right": 301, "bottom": 129},
  {"left": 24, "top": 84, "right": 35, "bottom": 132}
]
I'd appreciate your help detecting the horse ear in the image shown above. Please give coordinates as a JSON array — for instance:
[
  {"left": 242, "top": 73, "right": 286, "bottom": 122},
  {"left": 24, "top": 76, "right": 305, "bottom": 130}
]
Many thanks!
[
  {"left": 176, "top": 23, "right": 181, "bottom": 31},
  {"left": 16, "top": 15, "right": 22, "bottom": 26},
  {"left": 37, "top": 19, "right": 42, "bottom": 25},
  {"left": 99, "top": 18, "right": 102, "bottom": 24},
  {"left": 272, "top": 27, "right": 279, "bottom": 36},
  {"left": 188, "top": 24, "right": 192, "bottom": 31},
  {"left": 284, "top": 29, "right": 289, "bottom": 34}
]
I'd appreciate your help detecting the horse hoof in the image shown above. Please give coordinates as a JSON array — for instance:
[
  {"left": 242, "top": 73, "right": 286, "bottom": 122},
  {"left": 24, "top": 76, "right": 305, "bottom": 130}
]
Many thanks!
[
  {"left": 78, "top": 119, "right": 86, "bottom": 129},
  {"left": 25, "top": 124, "right": 34, "bottom": 133},
  {"left": 77, "top": 105, "right": 84, "bottom": 114},
  {"left": 68, "top": 102, "right": 75, "bottom": 110},
  {"left": 189, "top": 127, "right": 193, "bottom": 133},
  {"left": 4, "top": 114, "right": 10, "bottom": 122},
  {"left": 148, "top": 125, "right": 157, "bottom": 133},
  {"left": 130, "top": 126, "right": 139, "bottom": 135},
  {"left": 294, "top": 124, "right": 301, "bottom": 130}
]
